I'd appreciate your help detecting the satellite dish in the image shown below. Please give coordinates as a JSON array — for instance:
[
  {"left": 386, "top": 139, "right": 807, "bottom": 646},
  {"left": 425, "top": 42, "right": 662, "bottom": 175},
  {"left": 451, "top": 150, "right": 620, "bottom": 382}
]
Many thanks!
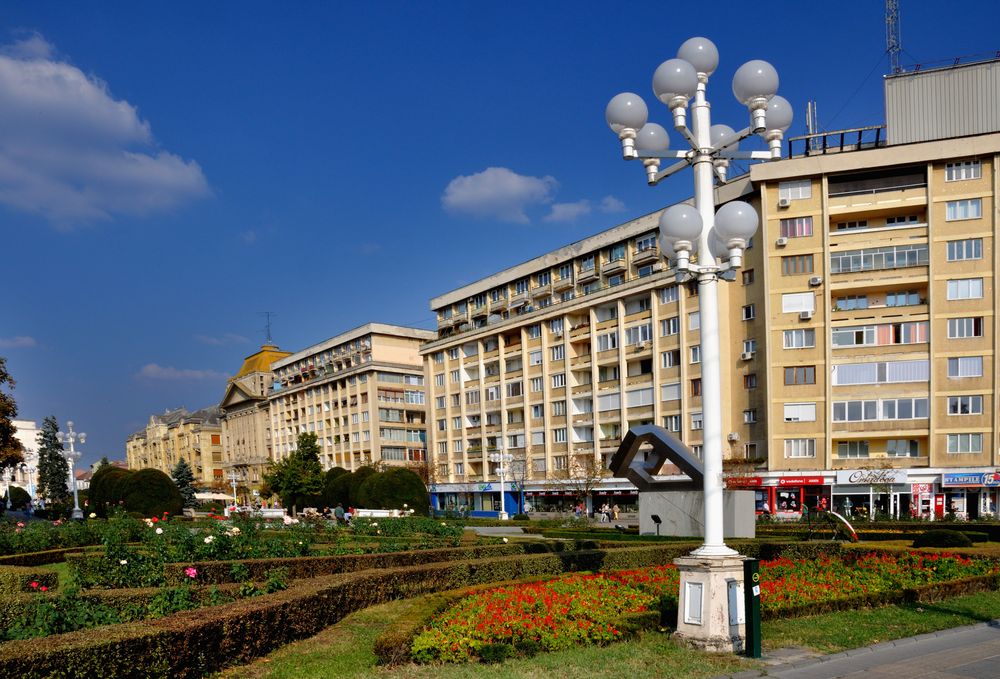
[{"left": 487, "top": 314, "right": 502, "bottom": 324}]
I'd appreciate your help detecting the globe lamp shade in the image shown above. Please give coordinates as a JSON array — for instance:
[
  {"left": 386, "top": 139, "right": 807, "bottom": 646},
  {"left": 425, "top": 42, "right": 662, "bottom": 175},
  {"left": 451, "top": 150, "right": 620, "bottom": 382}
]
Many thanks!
[
  {"left": 710, "top": 124, "right": 739, "bottom": 150},
  {"left": 761, "top": 94, "right": 793, "bottom": 133},
  {"left": 659, "top": 203, "right": 703, "bottom": 242},
  {"left": 635, "top": 123, "right": 670, "bottom": 152},
  {"left": 652, "top": 59, "right": 698, "bottom": 104},
  {"left": 714, "top": 201, "right": 759, "bottom": 241},
  {"left": 732, "top": 60, "right": 779, "bottom": 105},
  {"left": 677, "top": 37, "right": 719, "bottom": 76},
  {"left": 606, "top": 92, "right": 649, "bottom": 134}
]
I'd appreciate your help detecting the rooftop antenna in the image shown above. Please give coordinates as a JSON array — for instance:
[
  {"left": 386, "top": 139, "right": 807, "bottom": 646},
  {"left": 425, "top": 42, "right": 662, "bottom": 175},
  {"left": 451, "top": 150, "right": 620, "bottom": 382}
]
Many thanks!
[
  {"left": 806, "top": 101, "right": 821, "bottom": 151},
  {"left": 258, "top": 311, "right": 276, "bottom": 344},
  {"left": 886, "top": 0, "right": 902, "bottom": 74}
]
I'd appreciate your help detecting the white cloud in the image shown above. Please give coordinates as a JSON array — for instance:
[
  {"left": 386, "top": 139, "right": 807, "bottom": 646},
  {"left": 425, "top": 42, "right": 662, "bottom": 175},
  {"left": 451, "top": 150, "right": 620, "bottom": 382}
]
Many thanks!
[
  {"left": 599, "top": 195, "right": 626, "bottom": 213},
  {"left": 0, "top": 335, "right": 36, "bottom": 349},
  {"left": 442, "top": 167, "right": 556, "bottom": 223},
  {"left": 544, "top": 200, "right": 592, "bottom": 223},
  {"left": 0, "top": 34, "right": 209, "bottom": 225},
  {"left": 195, "top": 333, "right": 249, "bottom": 346},
  {"left": 239, "top": 230, "right": 258, "bottom": 245},
  {"left": 136, "top": 363, "right": 226, "bottom": 381}
]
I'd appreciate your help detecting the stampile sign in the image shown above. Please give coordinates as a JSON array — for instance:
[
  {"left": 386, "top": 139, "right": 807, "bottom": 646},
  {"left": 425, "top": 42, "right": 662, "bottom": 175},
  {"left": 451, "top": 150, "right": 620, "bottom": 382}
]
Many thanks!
[{"left": 835, "top": 469, "right": 908, "bottom": 485}]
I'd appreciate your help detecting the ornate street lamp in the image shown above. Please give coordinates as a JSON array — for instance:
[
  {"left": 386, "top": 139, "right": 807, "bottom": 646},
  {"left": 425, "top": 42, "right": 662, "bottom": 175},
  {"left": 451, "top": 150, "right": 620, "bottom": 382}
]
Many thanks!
[
  {"left": 488, "top": 449, "right": 513, "bottom": 520},
  {"left": 60, "top": 421, "right": 86, "bottom": 520},
  {"left": 605, "top": 36, "right": 791, "bottom": 652}
]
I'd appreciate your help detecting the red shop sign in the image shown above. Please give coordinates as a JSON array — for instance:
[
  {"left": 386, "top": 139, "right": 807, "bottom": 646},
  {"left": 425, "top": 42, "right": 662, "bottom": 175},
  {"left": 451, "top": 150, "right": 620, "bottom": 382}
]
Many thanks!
[
  {"left": 726, "top": 476, "right": 763, "bottom": 487},
  {"left": 778, "top": 476, "right": 825, "bottom": 487}
]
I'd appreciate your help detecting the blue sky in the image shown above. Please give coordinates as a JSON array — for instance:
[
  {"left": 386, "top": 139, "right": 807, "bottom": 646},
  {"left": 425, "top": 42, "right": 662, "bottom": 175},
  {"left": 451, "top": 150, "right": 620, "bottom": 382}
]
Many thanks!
[{"left": 3, "top": 1, "right": 999, "bottom": 465}]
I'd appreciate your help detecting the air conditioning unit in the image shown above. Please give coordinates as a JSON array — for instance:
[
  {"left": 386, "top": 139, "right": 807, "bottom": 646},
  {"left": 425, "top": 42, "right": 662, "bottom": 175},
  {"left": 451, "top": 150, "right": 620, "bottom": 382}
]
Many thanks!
[
  {"left": 799, "top": 310, "right": 814, "bottom": 320},
  {"left": 777, "top": 197, "right": 792, "bottom": 208},
  {"left": 775, "top": 237, "right": 788, "bottom": 247},
  {"left": 553, "top": 331, "right": 563, "bottom": 339},
  {"left": 636, "top": 341, "right": 648, "bottom": 351},
  {"left": 652, "top": 261, "right": 666, "bottom": 272},
  {"left": 809, "top": 276, "right": 823, "bottom": 286},
  {"left": 740, "top": 351, "right": 755, "bottom": 361},
  {"left": 727, "top": 432, "right": 741, "bottom": 442}
]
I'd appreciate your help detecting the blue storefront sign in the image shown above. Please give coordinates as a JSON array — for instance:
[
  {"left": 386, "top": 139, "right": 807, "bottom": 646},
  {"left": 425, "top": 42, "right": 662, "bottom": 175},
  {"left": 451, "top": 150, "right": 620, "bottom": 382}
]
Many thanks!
[{"left": 942, "top": 471, "right": 1000, "bottom": 488}]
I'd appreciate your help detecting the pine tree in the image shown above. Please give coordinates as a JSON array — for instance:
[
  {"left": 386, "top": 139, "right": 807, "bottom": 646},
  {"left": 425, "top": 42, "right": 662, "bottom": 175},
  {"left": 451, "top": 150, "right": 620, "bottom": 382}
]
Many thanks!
[
  {"left": 263, "top": 433, "right": 324, "bottom": 513},
  {"left": 37, "top": 416, "right": 70, "bottom": 503},
  {"left": 171, "top": 459, "right": 198, "bottom": 508},
  {"left": 96, "top": 456, "right": 111, "bottom": 471},
  {"left": 0, "top": 357, "right": 25, "bottom": 474}
]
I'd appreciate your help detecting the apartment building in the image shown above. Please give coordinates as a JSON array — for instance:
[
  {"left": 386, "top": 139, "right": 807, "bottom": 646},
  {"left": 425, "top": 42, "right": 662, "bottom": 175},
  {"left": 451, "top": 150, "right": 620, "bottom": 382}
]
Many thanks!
[
  {"left": 7, "top": 419, "right": 40, "bottom": 498},
  {"left": 219, "top": 342, "right": 291, "bottom": 498},
  {"left": 422, "top": 180, "right": 759, "bottom": 515},
  {"left": 424, "top": 57, "right": 1000, "bottom": 521},
  {"left": 268, "top": 323, "right": 436, "bottom": 471},
  {"left": 125, "top": 406, "right": 224, "bottom": 485}
]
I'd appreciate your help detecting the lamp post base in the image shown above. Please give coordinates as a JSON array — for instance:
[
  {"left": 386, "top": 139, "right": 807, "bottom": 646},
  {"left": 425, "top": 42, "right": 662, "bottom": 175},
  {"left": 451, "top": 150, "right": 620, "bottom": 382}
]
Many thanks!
[
  {"left": 673, "top": 554, "right": 746, "bottom": 654},
  {"left": 71, "top": 507, "right": 84, "bottom": 520}
]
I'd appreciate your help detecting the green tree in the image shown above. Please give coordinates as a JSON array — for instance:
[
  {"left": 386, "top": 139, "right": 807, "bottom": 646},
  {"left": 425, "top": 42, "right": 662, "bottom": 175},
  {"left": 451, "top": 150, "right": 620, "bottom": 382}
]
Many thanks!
[
  {"left": 171, "top": 459, "right": 198, "bottom": 508},
  {"left": 263, "top": 433, "right": 324, "bottom": 514},
  {"left": 95, "top": 456, "right": 111, "bottom": 471},
  {"left": 0, "top": 357, "right": 25, "bottom": 474},
  {"left": 89, "top": 466, "right": 133, "bottom": 515},
  {"left": 321, "top": 467, "right": 350, "bottom": 507},
  {"left": 119, "top": 468, "right": 183, "bottom": 517},
  {"left": 37, "top": 416, "right": 70, "bottom": 504},
  {"left": 356, "top": 467, "right": 429, "bottom": 514}
]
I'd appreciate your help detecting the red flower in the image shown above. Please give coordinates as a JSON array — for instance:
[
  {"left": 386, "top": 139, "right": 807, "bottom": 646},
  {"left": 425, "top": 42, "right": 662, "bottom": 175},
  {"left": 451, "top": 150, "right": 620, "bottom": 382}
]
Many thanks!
[
  {"left": 40, "top": 586, "right": 48, "bottom": 592},
  {"left": 151, "top": 517, "right": 159, "bottom": 523},
  {"left": 30, "top": 581, "right": 38, "bottom": 589}
]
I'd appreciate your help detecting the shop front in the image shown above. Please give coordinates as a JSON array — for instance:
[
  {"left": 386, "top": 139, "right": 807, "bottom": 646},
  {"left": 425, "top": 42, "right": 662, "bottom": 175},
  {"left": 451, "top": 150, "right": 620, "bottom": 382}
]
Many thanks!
[
  {"left": 941, "top": 471, "right": 1000, "bottom": 520},
  {"left": 775, "top": 476, "right": 827, "bottom": 517},
  {"left": 834, "top": 469, "right": 909, "bottom": 520}
]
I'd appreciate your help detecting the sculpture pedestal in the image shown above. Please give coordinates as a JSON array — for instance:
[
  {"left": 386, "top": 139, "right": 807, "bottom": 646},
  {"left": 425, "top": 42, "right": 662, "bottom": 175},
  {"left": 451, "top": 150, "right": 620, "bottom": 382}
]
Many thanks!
[{"left": 673, "top": 554, "right": 746, "bottom": 653}]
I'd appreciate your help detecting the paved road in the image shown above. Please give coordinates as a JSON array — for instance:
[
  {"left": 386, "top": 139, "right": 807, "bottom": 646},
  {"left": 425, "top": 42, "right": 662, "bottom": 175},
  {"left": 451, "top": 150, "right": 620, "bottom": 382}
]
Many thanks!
[{"left": 725, "top": 620, "right": 1000, "bottom": 679}]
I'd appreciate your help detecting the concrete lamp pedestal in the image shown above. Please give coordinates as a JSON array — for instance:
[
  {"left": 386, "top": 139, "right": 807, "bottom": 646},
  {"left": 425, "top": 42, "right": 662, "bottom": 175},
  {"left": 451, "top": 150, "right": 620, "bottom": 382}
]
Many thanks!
[{"left": 673, "top": 554, "right": 746, "bottom": 653}]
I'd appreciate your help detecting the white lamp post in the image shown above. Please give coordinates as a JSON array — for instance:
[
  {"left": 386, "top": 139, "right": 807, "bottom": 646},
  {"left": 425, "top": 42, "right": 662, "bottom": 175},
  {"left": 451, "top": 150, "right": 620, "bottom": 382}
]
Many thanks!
[
  {"left": 228, "top": 469, "right": 240, "bottom": 507},
  {"left": 60, "top": 421, "right": 86, "bottom": 520},
  {"left": 606, "top": 36, "right": 790, "bottom": 653},
  {"left": 488, "top": 449, "right": 513, "bottom": 520}
]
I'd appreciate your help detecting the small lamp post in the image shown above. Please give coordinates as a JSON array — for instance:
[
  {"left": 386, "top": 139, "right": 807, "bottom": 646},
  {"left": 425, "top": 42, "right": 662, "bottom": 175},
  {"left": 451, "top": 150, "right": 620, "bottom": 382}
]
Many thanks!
[
  {"left": 60, "top": 421, "right": 86, "bottom": 520},
  {"left": 488, "top": 449, "right": 513, "bottom": 520},
  {"left": 605, "top": 36, "right": 791, "bottom": 653}
]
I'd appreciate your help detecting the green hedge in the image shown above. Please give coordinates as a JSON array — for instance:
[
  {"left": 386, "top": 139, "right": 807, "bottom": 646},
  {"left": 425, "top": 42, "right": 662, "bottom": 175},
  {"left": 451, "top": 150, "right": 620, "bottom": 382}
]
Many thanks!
[
  {"left": 67, "top": 540, "right": 607, "bottom": 588},
  {"left": 0, "top": 566, "right": 59, "bottom": 595},
  {"left": 0, "top": 545, "right": 691, "bottom": 678},
  {"left": 0, "top": 547, "right": 87, "bottom": 567}
]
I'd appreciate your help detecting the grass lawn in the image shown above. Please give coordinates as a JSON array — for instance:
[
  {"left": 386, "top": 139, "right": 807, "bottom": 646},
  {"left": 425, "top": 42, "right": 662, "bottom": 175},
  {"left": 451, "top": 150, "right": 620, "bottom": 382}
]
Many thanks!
[
  {"left": 215, "top": 587, "right": 1000, "bottom": 679},
  {"left": 35, "top": 561, "right": 72, "bottom": 588}
]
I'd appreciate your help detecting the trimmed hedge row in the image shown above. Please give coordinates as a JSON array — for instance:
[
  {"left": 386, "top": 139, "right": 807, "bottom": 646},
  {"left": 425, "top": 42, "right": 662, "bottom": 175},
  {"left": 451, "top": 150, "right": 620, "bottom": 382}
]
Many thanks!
[
  {"left": 759, "top": 522, "right": 1000, "bottom": 542},
  {"left": 0, "top": 545, "right": 695, "bottom": 678},
  {"left": 0, "top": 547, "right": 87, "bottom": 567},
  {"left": 67, "top": 540, "right": 608, "bottom": 587},
  {"left": 0, "top": 566, "right": 59, "bottom": 595}
]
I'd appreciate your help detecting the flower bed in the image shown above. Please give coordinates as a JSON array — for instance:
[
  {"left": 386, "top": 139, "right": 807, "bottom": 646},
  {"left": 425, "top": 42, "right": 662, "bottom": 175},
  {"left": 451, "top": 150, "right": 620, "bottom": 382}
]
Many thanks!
[{"left": 411, "top": 550, "right": 1000, "bottom": 663}]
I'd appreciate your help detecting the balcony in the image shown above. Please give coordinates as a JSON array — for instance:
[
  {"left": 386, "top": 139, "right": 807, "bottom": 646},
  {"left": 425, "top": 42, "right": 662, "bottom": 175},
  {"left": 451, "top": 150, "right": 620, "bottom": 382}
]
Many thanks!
[
  {"left": 531, "top": 283, "right": 552, "bottom": 299},
  {"left": 603, "top": 259, "right": 627, "bottom": 276},
  {"left": 828, "top": 183, "right": 927, "bottom": 215},
  {"left": 508, "top": 291, "right": 529, "bottom": 310},
  {"left": 553, "top": 275, "right": 575, "bottom": 292},
  {"left": 633, "top": 247, "right": 659, "bottom": 265},
  {"left": 832, "top": 419, "right": 929, "bottom": 434},
  {"left": 578, "top": 267, "right": 599, "bottom": 283}
]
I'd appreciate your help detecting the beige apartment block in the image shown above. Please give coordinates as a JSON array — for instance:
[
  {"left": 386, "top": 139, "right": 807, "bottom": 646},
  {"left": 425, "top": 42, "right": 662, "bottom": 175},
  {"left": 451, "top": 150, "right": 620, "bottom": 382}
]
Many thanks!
[
  {"left": 125, "top": 407, "right": 224, "bottom": 486},
  {"left": 268, "top": 323, "right": 436, "bottom": 471},
  {"left": 219, "top": 343, "right": 291, "bottom": 498},
  {"left": 422, "top": 179, "right": 760, "bottom": 513}
]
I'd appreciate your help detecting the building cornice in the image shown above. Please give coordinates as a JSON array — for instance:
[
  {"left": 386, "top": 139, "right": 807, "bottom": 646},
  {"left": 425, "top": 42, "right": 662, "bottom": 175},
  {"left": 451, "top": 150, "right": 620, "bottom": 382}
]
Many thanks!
[{"left": 272, "top": 323, "right": 436, "bottom": 370}]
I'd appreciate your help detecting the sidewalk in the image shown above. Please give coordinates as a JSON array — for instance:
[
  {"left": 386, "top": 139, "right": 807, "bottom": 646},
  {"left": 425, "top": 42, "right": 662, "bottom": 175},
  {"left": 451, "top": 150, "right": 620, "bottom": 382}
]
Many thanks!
[{"left": 724, "top": 619, "right": 1000, "bottom": 679}]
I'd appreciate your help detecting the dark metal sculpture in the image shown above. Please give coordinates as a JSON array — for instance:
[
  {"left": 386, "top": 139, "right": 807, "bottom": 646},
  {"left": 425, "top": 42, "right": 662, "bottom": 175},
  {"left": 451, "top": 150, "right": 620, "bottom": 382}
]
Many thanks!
[{"left": 608, "top": 424, "right": 704, "bottom": 492}]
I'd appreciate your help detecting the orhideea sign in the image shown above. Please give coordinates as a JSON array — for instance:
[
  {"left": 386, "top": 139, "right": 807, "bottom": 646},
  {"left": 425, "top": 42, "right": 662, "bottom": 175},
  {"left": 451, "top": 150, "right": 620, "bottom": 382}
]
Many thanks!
[{"left": 835, "top": 469, "right": 909, "bottom": 485}]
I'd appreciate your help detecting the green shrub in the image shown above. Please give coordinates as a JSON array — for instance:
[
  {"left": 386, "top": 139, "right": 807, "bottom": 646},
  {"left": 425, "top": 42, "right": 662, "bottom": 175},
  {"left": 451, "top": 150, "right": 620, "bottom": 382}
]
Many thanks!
[
  {"left": 2, "top": 586, "right": 122, "bottom": 641},
  {"left": 321, "top": 467, "right": 350, "bottom": 507},
  {"left": 346, "top": 466, "right": 378, "bottom": 507},
  {"left": 118, "top": 469, "right": 183, "bottom": 518},
  {"left": 7, "top": 486, "right": 30, "bottom": 511},
  {"left": 89, "top": 466, "right": 133, "bottom": 515},
  {"left": 0, "top": 566, "right": 59, "bottom": 595},
  {"left": 356, "top": 468, "right": 429, "bottom": 514},
  {"left": 912, "top": 529, "right": 973, "bottom": 548}
]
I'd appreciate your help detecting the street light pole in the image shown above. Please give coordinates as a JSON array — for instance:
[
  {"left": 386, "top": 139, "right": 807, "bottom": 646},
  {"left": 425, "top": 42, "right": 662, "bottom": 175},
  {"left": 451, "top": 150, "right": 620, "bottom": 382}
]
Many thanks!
[
  {"left": 605, "top": 36, "right": 791, "bottom": 652},
  {"left": 488, "top": 449, "right": 513, "bottom": 520},
  {"left": 228, "top": 470, "right": 240, "bottom": 507},
  {"left": 61, "top": 421, "right": 86, "bottom": 520}
]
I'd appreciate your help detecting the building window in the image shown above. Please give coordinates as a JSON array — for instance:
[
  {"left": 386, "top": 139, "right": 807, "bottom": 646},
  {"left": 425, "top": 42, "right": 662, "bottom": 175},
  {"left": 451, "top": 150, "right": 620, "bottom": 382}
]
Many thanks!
[
  {"left": 945, "top": 160, "right": 981, "bottom": 181},
  {"left": 454, "top": 462, "right": 464, "bottom": 475},
  {"left": 744, "top": 373, "right": 757, "bottom": 389},
  {"left": 690, "top": 379, "right": 702, "bottom": 396},
  {"left": 948, "top": 317, "right": 984, "bottom": 339},
  {"left": 784, "top": 366, "right": 816, "bottom": 385},
  {"left": 450, "top": 369, "right": 460, "bottom": 383},
  {"left": 784, "top": 438, "right": 815, "bottom": 458},
  {"left": 485, "top": 386, "right": 500, "bottom": 401},
  {"left": 662, "top": 382, "right": 681, "bottom": 401},
  {"left": 506, "top": 381, "right": 524, "bottom": 397},
  {"left": 554, "top": 428, "right": 567, "bottom": 444},
  {"left": 778, "top": 179, "right": 811, "bottom": 201},
  {"left": 947, "top": 238, "right": 983, "bottom": 261},
  {"left": 742, "top": 304, "right": 756, "bottom": 320},
  {"left": 609, "top": 243, "right": 626, "bottom": 262},
  {"left": 664, "top": 415, "right": 680, "bottom": 431},
  {"left": 835, "top": 219, "right": 868, "bottom": 231},
  {"left": 552, "top": 400, "right": 566, "bottom": 416},
  {"left": 837, "top": 441, "right": 869, "bottom": 458},
  {"left": 690, "top": 345, "right": 701, "bottom": 364},
  {"left": 948, "top": 356, "right": 983, "bottom": 378},
  {"left": 948, "top": 395, "right": 983, "bottom": 415},
  {"left": 437, "top": 419, "right": 446, "bottom": 432},
  {"left": 526, "top": 324, "right": 542, "bottom": 339},
  {"left": 886, "top": 439, "right": 919, "bottom": 458},
  {"left": 624, "top": 323, "right": 653, "bottom": 345},
  {"left": 537, "top": 271, "right": 551, "bottom": 286},
  {"left": 945, "top": 199, "right": 982, "bottom": 221},
  {"left": 781, "top": 255, "right": 814, "bottom": 275},
  {"left": 661, "top": 317, "right": 680, "bottom": 336},
  {"left": 451, "top": 394, "right": 461, "bottom": 407},
  {"left": 947, "top": 433, "right": 983, "bottom": 454},
  {"left": 551, "top": 345, "right": 565, "bottom": 361},
  {"left": 783, "top": 329, "right": 815, "bottom": 349},
  {"left": 529, "top": 350, "right": 543, "bottom": 366},
  {"left": 691, "top": 412, "right": 703, "bottom": 430},
  {"left": 947, "top": 278, "right": 984, "bottom": 300},
  {"left": 743, "top": 339, "right": 757, "bottom": 354},
  {"left": 781, "top": 292, "right": 815, "bottom": 313},
  {"left": 783, "top": 402, "right": 816, "bottom": 422},
  {"left": 743, "top": 409, "right": 757, "bottom": 424},
  {"left": 779, "top": 216, "right": 813, "bottom": 238},
  {"left": 885, "top": 291, "right": 920, "bottom": 307},
  {"left": 552, "top": 373, "right": 566, "bottom": 388},
  {"left": 530, "top": 377, "right": 543, "bottom": 392},
  {"left": 531, "top": 404, "right": 544, "bottom": 419},
  {"left": 832, "top": 359, "right": 929, "bottom": 385},
  {"left": 608, "top": 274, "right": 625, "bottom": 286},
  {"left": 660, "top": 285, "right": 679, "bottom": 303},
  {"left": 742, "top": 269, "right": 754, "bottom": 285}
]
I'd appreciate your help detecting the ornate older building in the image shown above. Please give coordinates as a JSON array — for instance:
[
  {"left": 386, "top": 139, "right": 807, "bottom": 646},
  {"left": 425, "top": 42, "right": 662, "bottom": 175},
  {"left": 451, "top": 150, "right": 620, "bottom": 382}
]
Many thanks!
[
  {"left": 219, "top": 343, "right": 291, "bottom": 498},
  {"left": 125, "top": 407, "right": 223, "bottom": 486}
]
